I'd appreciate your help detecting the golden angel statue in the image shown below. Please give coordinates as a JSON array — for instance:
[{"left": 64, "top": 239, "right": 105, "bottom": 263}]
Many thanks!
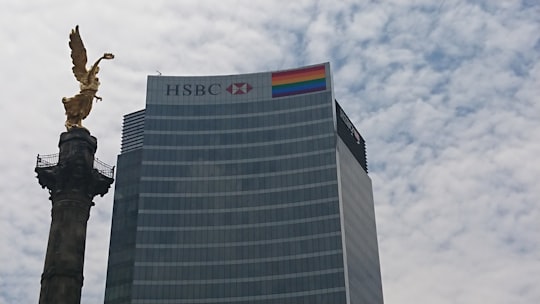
[{"left": 62, "top": 25, "right": 114, "bottom": 130}]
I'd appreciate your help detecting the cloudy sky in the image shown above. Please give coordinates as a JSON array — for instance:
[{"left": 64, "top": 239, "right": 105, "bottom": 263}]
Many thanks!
[{"left": 1, "top": 0, "right": 539, "bottom": 303}]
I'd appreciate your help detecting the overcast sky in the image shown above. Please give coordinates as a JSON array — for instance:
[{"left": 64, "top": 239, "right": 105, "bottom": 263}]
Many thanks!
[{"left": 1, "top": 0, "right": 539, "bottom": 303}]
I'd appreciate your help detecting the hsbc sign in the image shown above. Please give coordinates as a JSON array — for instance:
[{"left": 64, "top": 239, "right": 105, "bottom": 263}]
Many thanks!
[
  {"left": 166, "top": 84, "right": 221, "bottom": 96},
  {"left": 166, "top": 82, "right": 253, "bottom": 96}
]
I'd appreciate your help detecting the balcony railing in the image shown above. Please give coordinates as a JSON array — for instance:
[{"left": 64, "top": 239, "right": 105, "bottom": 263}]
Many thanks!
[{"left": 36, "top": 153, "right": 115, "bottom": 179}]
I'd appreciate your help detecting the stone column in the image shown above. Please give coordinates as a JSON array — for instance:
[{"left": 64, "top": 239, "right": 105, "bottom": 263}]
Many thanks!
[{"left": 36, "top": 128, "right": 114, "bottom": 304}]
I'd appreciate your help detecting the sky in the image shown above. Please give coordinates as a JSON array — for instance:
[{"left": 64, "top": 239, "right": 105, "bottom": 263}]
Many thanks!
[{"left": 1, "top": 0, "right": 539, "bottom": 303}]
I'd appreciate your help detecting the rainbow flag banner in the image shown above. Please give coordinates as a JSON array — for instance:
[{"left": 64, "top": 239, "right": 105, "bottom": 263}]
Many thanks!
[{"left": 272, "top": 65, "right": 327, "bottom": 98}]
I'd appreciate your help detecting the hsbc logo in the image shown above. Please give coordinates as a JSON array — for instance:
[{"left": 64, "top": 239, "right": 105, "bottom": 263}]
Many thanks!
[
  {"left": 166, "top": 82, "right": 253, "bottom": 96},
  {"left": 226, "top": 83, "right": 253, "bottom": 95}
]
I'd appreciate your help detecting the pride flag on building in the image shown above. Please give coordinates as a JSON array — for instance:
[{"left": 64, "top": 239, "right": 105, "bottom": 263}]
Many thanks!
[{"left": 272, "top": 65, "right": 327, "bottom": 98}]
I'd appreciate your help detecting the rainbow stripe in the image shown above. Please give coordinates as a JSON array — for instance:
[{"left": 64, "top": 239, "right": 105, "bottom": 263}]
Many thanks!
[{"left": 272, "top": 65, "right": 327, "bottom": 98}]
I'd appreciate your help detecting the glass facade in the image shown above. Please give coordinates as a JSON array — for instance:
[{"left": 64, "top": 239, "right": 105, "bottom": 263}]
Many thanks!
[{"left": 104, "top": 63, "right": 383, "bottom": 304}]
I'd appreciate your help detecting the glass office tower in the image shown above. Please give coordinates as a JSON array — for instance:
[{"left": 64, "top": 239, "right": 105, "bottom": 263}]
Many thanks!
[{"left": 104, "top": 63, "right": 383, "bottom": 304}]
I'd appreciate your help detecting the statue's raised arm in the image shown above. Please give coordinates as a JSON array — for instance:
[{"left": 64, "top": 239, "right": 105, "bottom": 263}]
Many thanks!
[{"left": 62, "top": 25, "right": 114, "bottom": 131}]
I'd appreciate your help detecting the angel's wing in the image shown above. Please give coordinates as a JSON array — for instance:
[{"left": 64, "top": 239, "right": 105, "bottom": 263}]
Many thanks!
[{"left": 69, "top": 25, "right": 88, "bottom": 84}]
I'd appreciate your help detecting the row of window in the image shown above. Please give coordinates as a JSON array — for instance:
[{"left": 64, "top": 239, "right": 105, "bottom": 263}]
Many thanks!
[
  {"left": 135, "top": 249, "right": 343, "bottom": 267},
  {"left": 139, "top": 183, "right": 339, "bottom": 209},
  {"left": 145, "top": 105, "right": 333, "bottom": 131},
  {"left": 139, "top": 167, "right": 336, "bottom": 194},
  {"left": 136, "top": 217, "right": 341, "bottom": 243},
  {"left": 133, "top": 253, "right": 344, "bottom": 280},
  {"left": 132, "top": 268, "right": 343, "bottom": 287},
  {"left": 141, "top": 151, "right": 336, "bottom": 177},
  {"left": 137, "top": 200, "right": 339, "bottom": 227},
  {"left": 108, "top": 287, "right": 347, "bottom": 304},
  {"left": 145, "top": 92, "right": 332, "bottom": 117},
  {"left": 143, "top": 119, "right": 333, "bottom": 146},
  {"left": 141, "top": 164, "right": 335, "bottom": 184},
  {"left": 131, "top": 272, "right": 345, "bottom": 299},
  {"left": 142, "top": 135, "right": 335, "bottom": 161},
  {"left": 135, "top": 234, "right": 343, "bottom": 262},
  {"left": 128, "top": 290, "right": 347, "bottom": 304}
]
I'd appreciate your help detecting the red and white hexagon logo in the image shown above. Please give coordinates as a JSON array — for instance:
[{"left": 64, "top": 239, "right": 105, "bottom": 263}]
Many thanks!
[{"left": 226, "top": 83, "right": 253, "bottom": 95}]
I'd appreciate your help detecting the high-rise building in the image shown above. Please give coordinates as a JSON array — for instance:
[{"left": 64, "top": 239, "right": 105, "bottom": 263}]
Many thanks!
[{"left": 104, "top": 63, "right": 383, "bottom": 304}]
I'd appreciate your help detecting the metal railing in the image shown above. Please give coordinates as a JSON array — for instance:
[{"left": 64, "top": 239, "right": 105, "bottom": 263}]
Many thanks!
[
  {"left": 94, "top": 157, "right": 115, "bottom": 178},
  {"left": 36, "top": 153, "right": 59, "bottom": 168},
  {"left": 36, "top": 153, "right": 115, "bottom": 179}
]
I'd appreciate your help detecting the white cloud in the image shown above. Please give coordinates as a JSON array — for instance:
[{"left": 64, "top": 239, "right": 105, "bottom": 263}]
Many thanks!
[{"left": 0, "top": 0, "right": 539, "bottom": 303}]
